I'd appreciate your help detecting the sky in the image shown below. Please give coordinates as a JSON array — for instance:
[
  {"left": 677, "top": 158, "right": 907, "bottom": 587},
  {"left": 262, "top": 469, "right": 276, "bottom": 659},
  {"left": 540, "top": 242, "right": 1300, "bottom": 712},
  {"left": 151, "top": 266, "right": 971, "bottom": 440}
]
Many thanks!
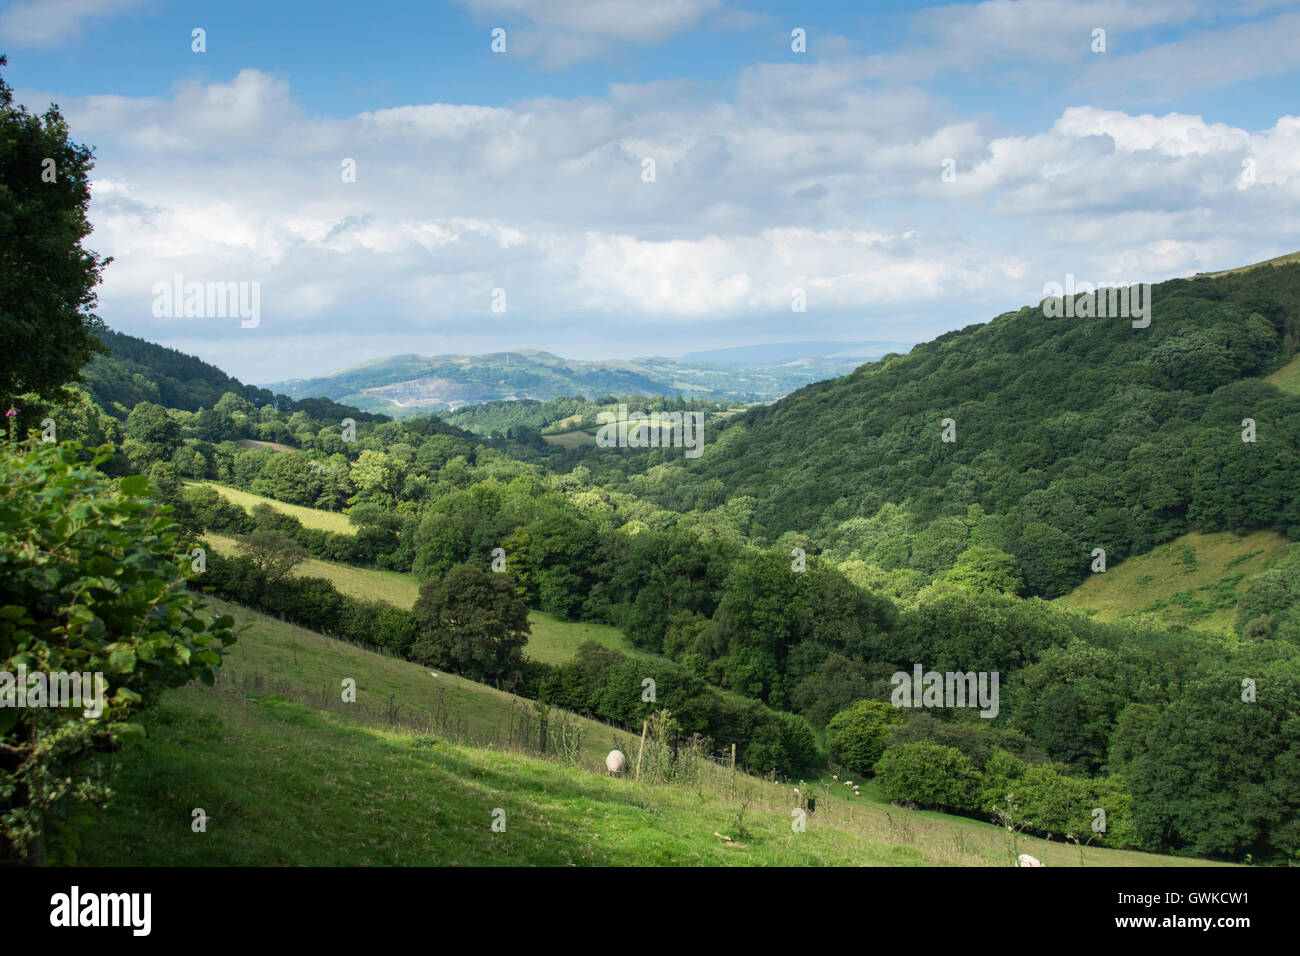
[{"left": 3, "top": 0, "right": 1300, "bottom": 385}]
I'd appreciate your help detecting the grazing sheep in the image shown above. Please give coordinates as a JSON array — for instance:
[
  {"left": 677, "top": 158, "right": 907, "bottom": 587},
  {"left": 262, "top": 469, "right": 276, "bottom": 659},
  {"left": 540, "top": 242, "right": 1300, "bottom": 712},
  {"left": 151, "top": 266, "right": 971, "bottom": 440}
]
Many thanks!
[
  {"left": 1017, "top": 853, "right": 1043, "bottom": 867},
  {"left": 606, "top": 749, "right": 628, "bottom": 775}
]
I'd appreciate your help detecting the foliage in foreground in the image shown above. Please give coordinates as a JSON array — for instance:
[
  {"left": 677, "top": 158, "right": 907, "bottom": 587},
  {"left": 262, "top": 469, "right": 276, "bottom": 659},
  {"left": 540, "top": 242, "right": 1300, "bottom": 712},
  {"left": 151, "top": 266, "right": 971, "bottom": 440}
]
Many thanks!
[{"left": 0, "top": 439, "right": 234, "bottom": 862}]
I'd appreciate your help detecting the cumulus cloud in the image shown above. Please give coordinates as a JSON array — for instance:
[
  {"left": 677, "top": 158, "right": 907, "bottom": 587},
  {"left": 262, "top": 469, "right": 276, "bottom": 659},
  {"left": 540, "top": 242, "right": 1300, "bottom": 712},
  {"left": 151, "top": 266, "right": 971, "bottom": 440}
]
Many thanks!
[
  {"left": 1075, "top": 10, "right": 1300, "bottom": 100},
  {"left": 455, "top": 0, "right": 724, "bottom": 67},
  {"left": 12, "top": 29, "right": 1296, "bottom": 382},
  {"left": 0, "top": 0, "right": 150, "bottom": 47}
]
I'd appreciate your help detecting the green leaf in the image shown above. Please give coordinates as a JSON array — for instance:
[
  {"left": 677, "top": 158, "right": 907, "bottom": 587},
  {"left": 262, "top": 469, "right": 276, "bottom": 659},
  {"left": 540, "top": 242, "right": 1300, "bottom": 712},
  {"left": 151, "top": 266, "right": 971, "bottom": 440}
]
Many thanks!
[
  {"left": 86, "top": 555, "right": 118, "bottom": 576},
  {"left": 119, "top": 474, "right": 149, "bottom": 496},
  {"left": 107, "top": 646, "right": 136, "bottom": 673},
  {"left": 66, "top": 604, "right": 96, "bottom": 625},
  {"left": 108, "top": 721, "right": 147, "bottom": 747}
]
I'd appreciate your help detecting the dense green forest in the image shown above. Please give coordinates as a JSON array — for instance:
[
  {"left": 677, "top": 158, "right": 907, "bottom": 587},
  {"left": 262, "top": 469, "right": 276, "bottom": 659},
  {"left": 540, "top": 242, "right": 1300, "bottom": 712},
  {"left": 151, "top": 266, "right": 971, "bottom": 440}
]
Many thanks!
[
  {"left": 566, "top": 269, "right": 1300, "bottom": 601},
  {"left": 442, "top": 393, "right": 733, "bottom": 439},
  {"left": 12, "top": 260, "right": 1297, "bottom": 861},
  {"left": 6, "top": 185, "right": 1300, "bottom": 861},
  {"left": 80, "top": 329, "right": 391, "bottom": 424}
]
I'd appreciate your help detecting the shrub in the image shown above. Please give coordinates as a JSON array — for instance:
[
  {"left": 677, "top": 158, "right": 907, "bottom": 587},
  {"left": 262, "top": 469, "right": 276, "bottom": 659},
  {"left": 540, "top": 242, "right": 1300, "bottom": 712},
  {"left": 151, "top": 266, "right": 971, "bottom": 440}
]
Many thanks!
[
  {"left": 875, "top": 742, "right": 981, "bottom": 812},
  {"left": 0, "top": 441, "right": 235, "bottom": 862},
  {"left": 827, "top": 699, "right": 904, "bottom": 775}
]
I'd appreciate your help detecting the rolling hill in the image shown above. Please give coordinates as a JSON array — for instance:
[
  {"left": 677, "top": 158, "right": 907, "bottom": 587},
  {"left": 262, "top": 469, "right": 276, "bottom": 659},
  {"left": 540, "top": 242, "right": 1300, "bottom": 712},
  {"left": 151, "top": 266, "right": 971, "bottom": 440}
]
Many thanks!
[
  {"left": 616, "top": 263, "right": 1300, "bottom": 601},
  {"left": 77, "top": 600, "right": 1226, "bottom": 867},
  {"left": 264, "top": 343, "right": 909, "bottom": 416},
  {"left": 81, "top": 329, "right": 387, "bottom": 422},
  {"left": 1057, "top": 529, "right": 1291, "bottom": 632}
]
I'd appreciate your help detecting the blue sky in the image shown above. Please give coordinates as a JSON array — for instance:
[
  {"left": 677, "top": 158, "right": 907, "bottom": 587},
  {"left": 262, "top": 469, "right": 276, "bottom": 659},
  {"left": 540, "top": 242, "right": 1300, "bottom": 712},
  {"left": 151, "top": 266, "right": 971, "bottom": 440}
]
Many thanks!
[{"left": 3, "top": 0, "right": 1300, "bottom": 384}]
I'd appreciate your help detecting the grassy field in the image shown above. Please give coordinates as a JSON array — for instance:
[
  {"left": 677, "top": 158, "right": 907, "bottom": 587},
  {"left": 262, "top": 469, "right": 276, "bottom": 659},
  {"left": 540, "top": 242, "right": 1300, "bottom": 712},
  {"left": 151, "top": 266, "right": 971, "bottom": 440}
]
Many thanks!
[
  {"left": 200, "top": 597, "right": 636, "bottom": 765},
  {"left": 236, "top": 439, "right": 299, "bottom": 453},
  {"left": 1199, "top": 250, "right": 1300, "bottom": 277},
  {"left": 1057, "top": 530, "right": 1290, "bottom": 632},
  {"left": 202, "top": 532, "right": 649, "bottom": 663},
  {"left": 77, "top": 599, "right": 1228, "bottom": 866},
  {"left": 1266, "top": 355, "right": 1300, "bottom": 396},
  {"left": 524, "top": 612, "right": 647, "bottom": 663},
  {"left": 205, "top": 532, "right": 420, "bottom": 605},
  {"left": 541, "top": 430, "right": 596, "bottom": 448},
  {"left": 187, "top": 480, "right": 356, "bottom": 535}
]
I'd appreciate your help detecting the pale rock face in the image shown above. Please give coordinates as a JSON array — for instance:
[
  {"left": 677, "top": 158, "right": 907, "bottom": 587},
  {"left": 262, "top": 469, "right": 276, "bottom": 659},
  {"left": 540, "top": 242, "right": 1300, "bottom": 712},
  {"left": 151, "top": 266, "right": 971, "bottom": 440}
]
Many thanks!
[{"left": 606, "top": 750, "right": 627, "bottom": 775}]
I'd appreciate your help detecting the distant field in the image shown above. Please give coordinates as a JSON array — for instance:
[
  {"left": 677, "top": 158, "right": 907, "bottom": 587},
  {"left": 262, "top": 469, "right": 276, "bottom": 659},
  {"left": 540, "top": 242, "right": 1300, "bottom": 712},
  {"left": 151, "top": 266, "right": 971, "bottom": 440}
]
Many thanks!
[
  {"left": 202, "top": 532, "right": 645, "bottom": 663},
  {"left": 237, "top": 439, "right": 298, "bottom": 453},
  {"left": 542, "top": 430, "right": 596, "bottom": 448},
  {"left": 204, "top": 532, "right": 420, "bottom": 606},
  {"left": 1266, "top": 355, "right": 1300, "bottom": 396},
  {"left": 1057, "top": 530, "right": 1290, "bottom": 632},
  {"left": 78, "top": 598, "right": 1226, "bottom": 866},
  {"left": 546, "top": 413, "right": 585, "bottom": 430},
  {"left": 186, "top": 480, "right": 355, "bottom": 535},
  {"left": 1199, "top": 251, "right": 1300, "bottom": 277},
  {"left": 525, "top": 612, "right": 649, "bottom": 663}
]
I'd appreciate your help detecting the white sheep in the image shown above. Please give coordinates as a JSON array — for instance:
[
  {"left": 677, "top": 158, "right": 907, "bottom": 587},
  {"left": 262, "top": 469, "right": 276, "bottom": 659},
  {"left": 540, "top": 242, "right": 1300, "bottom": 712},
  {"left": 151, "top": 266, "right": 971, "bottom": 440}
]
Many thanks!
[
  {"left": 605, "top": 749, "right": 628, "bottom": 775},
  {"left": 1017, "top": 853, "right": 1044, "bottom": 867}
]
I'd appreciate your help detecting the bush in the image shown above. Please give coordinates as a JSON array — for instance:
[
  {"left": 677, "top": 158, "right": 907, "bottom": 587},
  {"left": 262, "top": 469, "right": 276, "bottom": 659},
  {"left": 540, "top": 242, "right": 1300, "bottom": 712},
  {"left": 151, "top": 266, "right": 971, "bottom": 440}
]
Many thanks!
[
  {"left": 0, "top": 442, "right": 235, "bottom": 862},
  {"left": 978, "top": 747, "right": 1141, "bottom": 849},
  {"left": 875, "top": 743, "right": 981, "bottom": 812},
  {"left": 183, "top": 484, "right": 251, "bottom": 534},
  {"left": 827, "top": 699, "right": 904, "bottom": 775}
]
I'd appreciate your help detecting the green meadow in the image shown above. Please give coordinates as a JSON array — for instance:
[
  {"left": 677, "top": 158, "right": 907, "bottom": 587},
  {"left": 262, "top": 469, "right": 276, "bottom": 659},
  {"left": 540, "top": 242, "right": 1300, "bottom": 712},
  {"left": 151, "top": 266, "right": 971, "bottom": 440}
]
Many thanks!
[
  {"left": 78, "top": 601, "right": 1228, "bottom": 867},
  {"left": 202, "top": 532, "right": 649, "bottom": 664},
  {"left": 1057, "top": 529, "right": 1290, "bottom": 632},
  {"left": 186, "top": 480, "right": 356, "bottom": 535}
]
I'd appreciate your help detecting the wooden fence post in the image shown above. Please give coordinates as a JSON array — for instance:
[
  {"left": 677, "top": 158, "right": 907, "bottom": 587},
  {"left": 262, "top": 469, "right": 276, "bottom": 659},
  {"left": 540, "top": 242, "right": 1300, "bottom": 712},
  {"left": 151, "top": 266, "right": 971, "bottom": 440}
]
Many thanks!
[
  {"left": 634, "top": 719, "right": 648, "bottom": 781},
  {"left": 729, "top": 742, "right": 736, "bottom": 798}
]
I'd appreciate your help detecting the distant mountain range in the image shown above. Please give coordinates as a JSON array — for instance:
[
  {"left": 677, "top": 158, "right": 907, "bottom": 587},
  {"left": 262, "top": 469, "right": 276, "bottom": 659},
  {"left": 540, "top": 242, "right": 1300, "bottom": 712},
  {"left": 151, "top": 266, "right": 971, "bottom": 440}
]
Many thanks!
[
  {"left": 679, "top": 341, "right": 909, "bottom": 366},
  {"left": 264, "top": 342, "right": 914, "bottom": 416}
]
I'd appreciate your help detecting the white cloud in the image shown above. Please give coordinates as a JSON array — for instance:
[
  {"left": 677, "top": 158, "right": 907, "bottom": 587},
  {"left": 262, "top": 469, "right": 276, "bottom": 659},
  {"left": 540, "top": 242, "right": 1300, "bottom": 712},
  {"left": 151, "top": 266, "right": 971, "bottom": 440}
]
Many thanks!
[
  {"left": 1076, "top": 10, "right": 1300, "bottom": 100},
  {"left": 0, "top": 0, "right": 149, "bottom": 47},
  {"left": 22, "top": 61, "right": 1298, "bottom": 381},
  {"left": 456, "top": 0, "right": 723, "bottom": 67}
]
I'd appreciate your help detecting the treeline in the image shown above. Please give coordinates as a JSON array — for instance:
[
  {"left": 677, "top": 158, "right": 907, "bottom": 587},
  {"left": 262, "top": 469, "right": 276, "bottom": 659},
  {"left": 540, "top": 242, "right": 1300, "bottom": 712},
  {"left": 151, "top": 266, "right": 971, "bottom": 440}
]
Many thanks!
[
  {"left": 571, "top": 267, "right": 1300, "bottom": 599},
  {"left": 81, "top": 329, "right": 392, "bottom": 424},
  {"left": 192, "top": 549, "right": 816, "bottom": 775},
  {"left": 182, "top": 484, "right": 407, "bottom": 568},
  {"left": 828, "top": 705, "right": 1140, "bottom": 849},
  {"left": 519, "top": 644, "right": 817, "bottom": 776},
  {"left": 440, "top": 393, "right": 732, "bottom": 442},
  {"left": 197, "top": 550, "right": 417, "bottom": 656},
  {"left": 819, "top": 614, "right": 1300, "bottom": 861},
  {"left": 173, "top": 462, "right": 1300, "bottom": 859}
]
